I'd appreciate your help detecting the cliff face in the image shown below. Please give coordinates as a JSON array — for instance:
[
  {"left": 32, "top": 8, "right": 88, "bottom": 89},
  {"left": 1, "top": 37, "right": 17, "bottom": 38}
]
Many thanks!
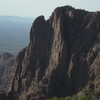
[
  {"left": 0, "top": 53, "right": 15, "bottom": 90},
  {"left": 5, "top": 6, "right": 100, "bottom": 100}
]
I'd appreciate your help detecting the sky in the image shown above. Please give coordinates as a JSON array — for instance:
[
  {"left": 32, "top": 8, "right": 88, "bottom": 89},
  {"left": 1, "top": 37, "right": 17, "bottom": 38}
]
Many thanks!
[{"left": 0, "top": 0, "right": 100, "bottom": 18}]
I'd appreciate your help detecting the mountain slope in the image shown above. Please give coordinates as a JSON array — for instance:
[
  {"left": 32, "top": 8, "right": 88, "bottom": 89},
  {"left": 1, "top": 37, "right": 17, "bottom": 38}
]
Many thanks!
[
  {"left": 0, "top": 53, "right": 15, "bottom": 90},
  {"left": 1, "top": 6, "right": 100, "bottom": 100}
]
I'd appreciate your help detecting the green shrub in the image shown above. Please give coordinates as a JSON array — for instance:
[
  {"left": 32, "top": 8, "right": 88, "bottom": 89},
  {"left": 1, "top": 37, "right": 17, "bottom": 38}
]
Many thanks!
[
  {"left": 78, "top": 95, "right": 89, "bottom": 100},
  {"left": 77, "top": 95, "right": 96, "bottom": 100},
  {"left": 46, "top": 97, "right": 67, "bottom": 100},
  {"left": 95, "top": 75, "right": 100, "bottom": 80},
  {"left": 46, "top": 95, "right": 96, "bottom": 100}
]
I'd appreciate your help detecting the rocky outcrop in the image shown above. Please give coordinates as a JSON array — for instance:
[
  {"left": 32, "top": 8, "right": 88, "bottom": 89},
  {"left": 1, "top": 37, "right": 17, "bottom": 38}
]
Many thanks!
[
  {"left": 4, "top": 6, "right": 100, "bottom": 100},
  {"left": 0, "top": 52, "right": 15, "bottom": 90}
]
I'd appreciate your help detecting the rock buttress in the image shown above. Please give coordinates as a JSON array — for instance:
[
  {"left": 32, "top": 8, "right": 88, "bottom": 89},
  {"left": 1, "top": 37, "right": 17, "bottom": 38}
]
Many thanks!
[{"left": 8, "top": 6, "right": 100, "bottom": 100}]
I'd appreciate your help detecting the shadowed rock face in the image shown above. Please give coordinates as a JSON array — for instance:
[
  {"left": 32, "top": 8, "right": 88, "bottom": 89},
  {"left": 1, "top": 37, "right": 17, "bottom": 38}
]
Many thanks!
[
  {"left": 0, "top": 90, "right": 7, "bottom": 100},
  {"left": 3, "top": 6, "right": 100, "bottom": 100}
]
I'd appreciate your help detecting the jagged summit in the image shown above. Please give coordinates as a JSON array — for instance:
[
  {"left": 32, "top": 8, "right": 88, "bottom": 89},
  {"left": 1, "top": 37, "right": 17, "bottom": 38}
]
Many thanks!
[{"left": 0, "top": 5, "right": 100, "bottom": 100}]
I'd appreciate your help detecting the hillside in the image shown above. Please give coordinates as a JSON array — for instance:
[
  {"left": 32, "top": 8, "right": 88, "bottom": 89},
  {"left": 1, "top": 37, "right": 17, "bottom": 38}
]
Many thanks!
[
  {"left": 0, "top": 52, "right": 15, "bottom": 90},
  {"left": 0, "top": 6, "right": 100, "bottom": 100}
]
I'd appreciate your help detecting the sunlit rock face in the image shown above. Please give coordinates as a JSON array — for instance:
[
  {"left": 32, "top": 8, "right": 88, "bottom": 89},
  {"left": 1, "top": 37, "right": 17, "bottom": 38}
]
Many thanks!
[
  {"left": 0, "top": 53, "right": 15, "bottom": 90},
  {"left": 1, "top": 6, "right": 100, "bottom": 100}
]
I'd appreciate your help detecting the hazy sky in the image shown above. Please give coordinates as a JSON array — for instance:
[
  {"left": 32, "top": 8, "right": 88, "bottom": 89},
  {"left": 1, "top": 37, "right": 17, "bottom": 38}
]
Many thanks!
[{"left": 0, "top": 0, "right": 100, "bottom": 18}]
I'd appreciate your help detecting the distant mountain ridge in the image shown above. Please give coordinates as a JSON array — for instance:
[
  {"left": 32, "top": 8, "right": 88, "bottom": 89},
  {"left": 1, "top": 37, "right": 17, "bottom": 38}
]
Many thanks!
[
  {"left": 0, "top": 16, "right": 33, "bottom": 23},
  {"left": 0, "top": 16, "right": 34, "bottom": 55}
]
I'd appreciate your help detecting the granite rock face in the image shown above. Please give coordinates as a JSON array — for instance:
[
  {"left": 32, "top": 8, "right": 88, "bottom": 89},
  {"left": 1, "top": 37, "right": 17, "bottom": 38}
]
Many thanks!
[
  {"left": 0, "top": 53, "right": 15, "bottom": 90},
  {"left": 3, "top": 6, "right": 100, "bottom": 100}
]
